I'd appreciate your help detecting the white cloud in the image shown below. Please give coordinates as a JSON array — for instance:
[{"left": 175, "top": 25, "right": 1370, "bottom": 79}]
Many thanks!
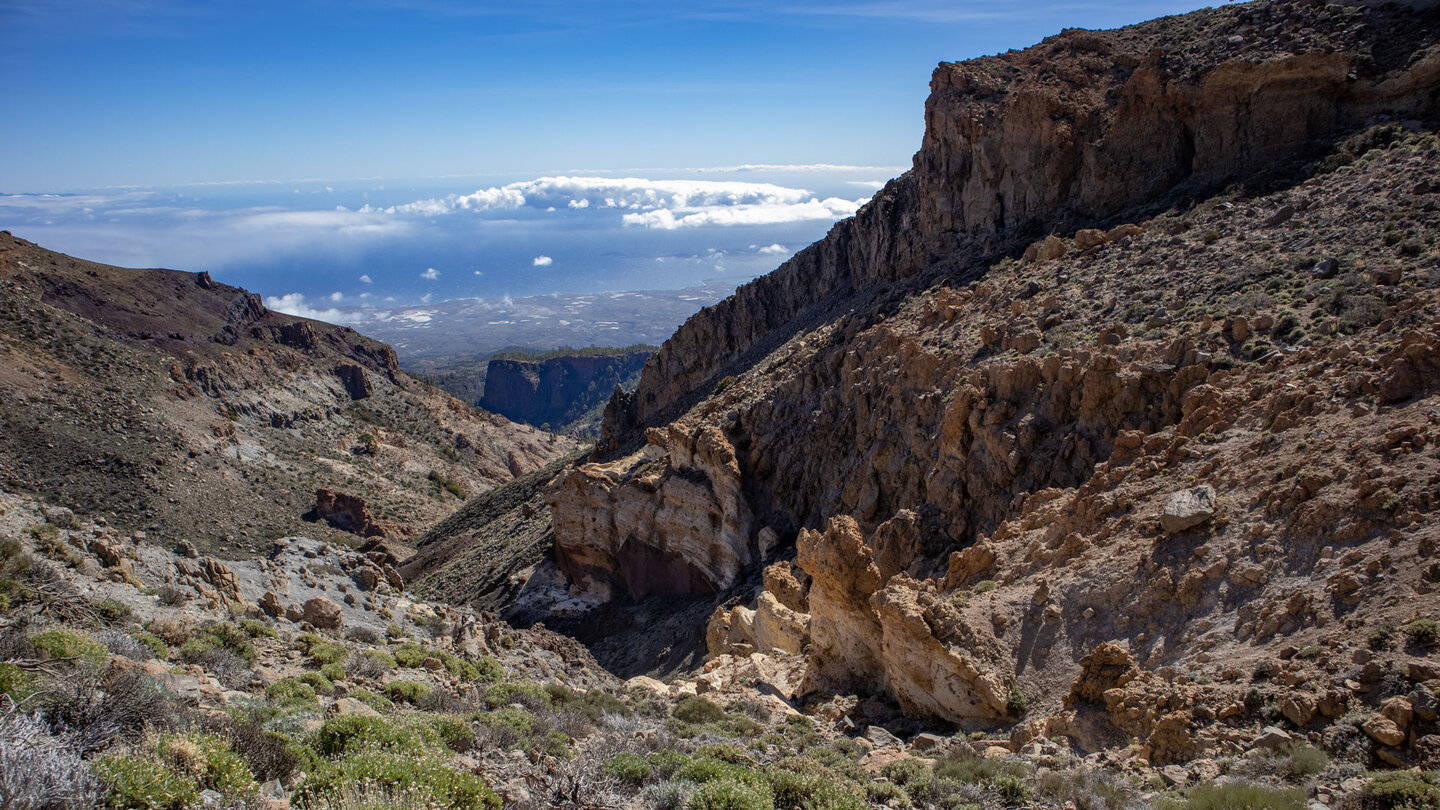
[
  {"left": 622, "top": 196, "right": 866, "bottom": 230},
  {"left": 473, "top": 270, "right": 483, "bottom": 275},
  {"left": 329, "top": 291, "right": 343, "bottom": 302},
  {"left": 264, "top": 293, "right": 358, "bottom": 325},
  {"left": 532, "top": 255, "right": 553, "bottom": 267},
  {"left": 359, "top": 274, "right": 373, "bottom": 284},
  {"left": 421, "top": 293, "right": 433, "bottom": 304},
  {"left": 382, "top": 176, "right": 819, "bottom": 217},
  {"left": 420, "top": 267, "right": 440, "bottom": 280},
  {"left": 846, "top": 180, "right": 887, "bottom": 190},
  {"left": 758, "top": 243, "right": 788, "bottom": 255}
]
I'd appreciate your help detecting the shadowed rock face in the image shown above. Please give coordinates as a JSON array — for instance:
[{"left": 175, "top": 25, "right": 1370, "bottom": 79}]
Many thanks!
[{"left": 480, "top": 349, "right": 651, "bottom": 431}]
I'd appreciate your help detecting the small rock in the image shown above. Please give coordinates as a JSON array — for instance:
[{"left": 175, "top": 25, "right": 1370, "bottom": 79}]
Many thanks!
[
  {"left": 1252, "top": 726, "right": 1293, "bottom": 750},
  {"left": 43, "top": 506, "right": 78, "bottom": 529},
  {"left": 1159, "top": 765, "right": 1190, "bottom": 787},
  {"left": 176, "top": 540, "right": 198, "bottom": 559},
  {"left": 1410, "top": 687, "right": 1438, "bottom": 723},
  {"left": 1075, "top": 228, "right": 1109, "bottom": 249},
  {"left": 864, "top": 725, "right": 903, "bottom": 749},
  {"left": 1263, "top": 205, "right": 1295, "bottom": 227},
  {"left": 1381, "top": 696, "right": 1414, "bottom": 731},
  {"left": 327, "top": 698, "right": 381, "bottom": 719},
  {"left": 1035, "top": 235, "right": 1068, "bottom": 262},
  {"left": 1161, "top": 485, "right": 1217, "bottom": 534},
  {"left": 1281, "top": 694, "right": 1317, "bottom": 726},
  {"left": 1311, "top": 258, "right": 1339, "bottom": 279},
  {"left": 1370, "top": 266, "right": 1403, "bottom": 285},
  {"left": 983, "top": 745, "right": 1013, "bottom": 759},
  {"left": 911, "top": 732, "right": 947, "bottom": 752},
  {"left": 258, "top": 591, "right": 284, "bottom": 618}
]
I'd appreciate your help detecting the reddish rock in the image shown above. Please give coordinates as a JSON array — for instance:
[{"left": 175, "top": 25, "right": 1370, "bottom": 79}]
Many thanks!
[
  {"left": 305, "top": 488, "right": 385, "bottom": 538},
  {"left": 301, "top": 597, "right": 343, "bottom": 629}
]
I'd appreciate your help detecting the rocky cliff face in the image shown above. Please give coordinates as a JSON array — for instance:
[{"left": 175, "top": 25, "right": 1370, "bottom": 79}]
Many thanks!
[
  {"left": 599, "top": 0, "right": 1440, "bottom": 455},
  {"left": 541, "top": 0, "right": 1440, "bottom": 768},
  {"left": 480, "top": 348, "right": 650, "bottom": 433}
]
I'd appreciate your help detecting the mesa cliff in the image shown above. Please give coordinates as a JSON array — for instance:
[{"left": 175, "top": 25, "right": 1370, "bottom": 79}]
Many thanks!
[
  {"left": 530, "top": 0, "right": 1440, "bottom": 772},
  {"left": 479, "top": 347, "right": 651, "bottom": 435}
]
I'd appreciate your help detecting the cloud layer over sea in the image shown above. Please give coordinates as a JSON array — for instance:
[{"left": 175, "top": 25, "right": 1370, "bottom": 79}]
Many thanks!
[{"left": 0, "top": 166, "right": 897, "bottom": 327}]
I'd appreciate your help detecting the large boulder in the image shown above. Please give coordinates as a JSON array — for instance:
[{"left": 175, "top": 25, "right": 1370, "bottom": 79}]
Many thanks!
[
  {"left": 302, "top": 597, "right": 344, "bottom": 629},
  {"left": 1161, "top": 486, "right": 1217, "bottom": 534}
]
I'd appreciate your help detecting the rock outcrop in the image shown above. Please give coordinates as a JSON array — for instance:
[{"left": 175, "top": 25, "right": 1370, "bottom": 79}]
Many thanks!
[
  {"left": 548, "top": 423, "right": 752, "bottom": 600},
  {"left": 305, "top": 488, "right": 386, "bottom": 538}
]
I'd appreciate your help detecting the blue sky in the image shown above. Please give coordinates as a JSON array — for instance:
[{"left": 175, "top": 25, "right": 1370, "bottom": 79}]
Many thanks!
[
  {"left": 2, "top": 1, "right": 1220, "bottom": 344},
  {"left": 1, "top": 0, "right": 1217, "bottom": 191}
]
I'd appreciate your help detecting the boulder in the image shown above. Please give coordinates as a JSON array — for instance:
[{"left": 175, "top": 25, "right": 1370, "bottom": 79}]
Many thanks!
[
  {"left": 1280, "top": 694, "right": 1317, "bottom": 727},
  {"left": 1362, "top": 714, "right": 1406, "bottom": 747},
  {"left": 305, "top": 489, "right": 385, "bottom": 538},
  {"left": 302, "top": 597, "right": 343, "bottom": 629},
  {"left": 327, "top": 698, "right": 380, "bottom": 719},
  {"left": 258, "top": 591, "right": 284, "bottom": 619},
  {"left": 1161, "top": 486, "right": 1217, "bottom": 534}
]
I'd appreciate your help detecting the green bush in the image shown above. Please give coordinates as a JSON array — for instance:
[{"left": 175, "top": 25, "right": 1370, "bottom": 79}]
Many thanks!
[
  {"left": 181, "top": 622, "right": 255, "bottom": 664},
  {"left": 95, "top": 597, "right": 134, "bottom": 625},
  {"left": 483, "top": 680, "right": 550, "bottom": 710},
  {"left": 1361, "top": 772, "right": 1440, "bottom": 810},
  {"left": 1274, "top": 742, "right": 1329, "bottom": 780},
  {"left": 673, "top": 696, "right": 726, "bottom": 724},
  {"left": 296, "top": 633, "right": 345, "bottom": 666},
  {"left": 880, "top": 758, "right": 929, "bottom": 787},
  {"left": 0, "top": 662, "right": 37, "bottom": 702},
  {"left": 686, "top": 778, "right": 770, "bottom": 810},
  {"left": 31, "top": 628, "right": 108, "bottom": 665},
  {"left": 128, "top": 629, "right": 168, "bottom": 660},
  {"left": 320, "top": 662, "right": 345, "bottom": 682},
  {"left": 313, "top": 714, "right": 427, "bottom": 757},
  {"left": 647, "top": 750, "right": 690, "bottom": 780},
  {"left": 770, "top": 769, "right": 866, "bottom": 810},
  {"left": 1006, "top": 685, "right": 1028, "bottom": 717},
  {"left": 1404, "top": 619, "right": 1439, "bottom": 647},
  {"left": 606, "top": 752, "right": 651, "bottom": 785},
  {"left": 298, "top": 670, "right": 335, "bottom": 695},
  {"left": 933, "top": 749, "right": 1028, "bottom": 784},
  {"left": 383, "top": 680, "right": 433, "bottom": 705},
  {"left": 159, "top": 733, "right": 257, "bottom": 798},
  {"left": 1168, "top": 783, "right": 1307, "bottom": 810},
  {"left": 240, "top": 619, "right": 278, "bottom": 639},
  {"left": 392, "top": 642, "right": 428, "bottom": 668},
  {"left": 350, "top": 688, "right": 395, "bottom": 714},
  {"left": 92, "top": 752, "right": 199, "bottom": 810},
  {"left": 295, "top": 752, "right": 499, "bottom": 810},
  {"left": 362, "top": 649, "right": 397, "bottom": 669},
  {"left": 478, "top": 707, "right": 535, "bottom": 735},
  {"left": 264, "top": 677, "right": 318, "bottom": 707}
]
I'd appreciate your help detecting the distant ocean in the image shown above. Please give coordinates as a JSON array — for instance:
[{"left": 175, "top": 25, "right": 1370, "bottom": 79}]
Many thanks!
[{"left": 0, "top": 166, "right": 899, "bottom": 332}]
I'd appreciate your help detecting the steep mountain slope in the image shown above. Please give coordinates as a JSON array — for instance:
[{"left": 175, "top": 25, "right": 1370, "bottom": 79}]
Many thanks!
[
  {"left": 527, "top": 0, "right": 1440, "bottom": 769},
  {"left": 0, "top": 233, "right": 574, "bottom": 555}
]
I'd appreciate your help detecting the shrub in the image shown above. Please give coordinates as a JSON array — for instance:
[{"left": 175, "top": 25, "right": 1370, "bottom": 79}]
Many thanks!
[
  {"left": 642, "top": 779, "right": 695, "bottom": 810},
  {"left": 240, "top": 619, "right": 278, "bottom": 639},
  {"left": 477, "top": 707, "right": 535, "bottom": 736},
  {"left": 320, "top": 662, "right": 345, "bottom": 682},
  {"left": 484, "top": 680, "right": 550, "bottom": 710},
  {"left": 1037, "top": 769, "right": 1140, "bottom": 810},
  {"left": 40, "top": 668, "right": 171, "bottom": 756},
  {"left": 264, "top": 678, "right": 318, "bottom": 707},
  {"left": 93, "top": 629, "right": 154, "bottom": 662},
  {"left": 673, "top": 696, "right": 726, "bottom": 724},
  {"left": 881, "top": 757, "right": 930, "bottom": 787},
  {"left": 346, "top": 625, "right": 383, "bottom": 644},
  {"left": 296, "top": 633, "right": 346, "bottom": 666},
  {"left": 432, "top": 715, "right": 475, "bottom": 753},
  {"left": 127, "top": 629, "right": 167, "bottom": 660},
  {"left": 1274, "top": 742, "right": 1329, "bottom": 780},
  {"left": 181, "top": 646, "right": 253, "bottom": 690},
  {"left": 143, "top": 618, "right": 192, "bottom": 646},
  {"left": 933, "top": 749, "right": 1028, "bottom": 784},
  {"left": 156, "top": 584, "right": 189, "bottom": 607},
  {"left": 31, "top": 628, "right": 107, "bottom": 666},
  {"left": 1169, "top": 782, "right": 1306, "bottom": 810},
  {"left": 1404, "top": 619, "right": 1439, "bottom": 647},
  {"left": 392, "top": 642, "right": 429, "bottom": 668},
  {"left": 383, "top": 680, "right": 433, "bottom": 705},
  {"left": 1360, "top": 772, "right": 1440, "bottom": 810},
  {"left": 0, "top": 703, "right": 104, "bottom": 809},
  {"left": 770, "top": 769, "right": 866, "bottom": 810},
  {"left": 1006, "top": 684, "right": 1028, "bottom": 717},
  {"left": 179, "top": 622, "right": 255, "bottom": 664},
  {"left": 94, "top": 598, "right": 134, "bottom": 626},
  {"left": 0, "top": 663, "right": 36, "bottom": 703},
  {"left": 298, "top": 670, "right": 335, "bottom": 695},
  {"left": 195, "top": 711, "right": 297, "bottom": 783},
  {"left": 606, "top": 752, "right": 650, "bottom": 785},
  {"left": 686, "top": 778, "right": 771, "bottom": 810},
  {"left": 713, "top": 376, "right": 737, "bottom": 395},
  {"left": 295, "top": 752, "right": 500, "bottom": 810},
  {"left": 313, "top": 714, "right": 427, "bottom": 758},
  {"left": 1369, "top": 628, "right": 1394, "bottom": 650},
  {"left": 91, "top": 751, "right": 199, "bottom": 810},
  {"left": 160, "top": 733, "right": 256, "bottom": 798},
  {"left": 349, "top": 688, "right": 395, "bottom": 714}
]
